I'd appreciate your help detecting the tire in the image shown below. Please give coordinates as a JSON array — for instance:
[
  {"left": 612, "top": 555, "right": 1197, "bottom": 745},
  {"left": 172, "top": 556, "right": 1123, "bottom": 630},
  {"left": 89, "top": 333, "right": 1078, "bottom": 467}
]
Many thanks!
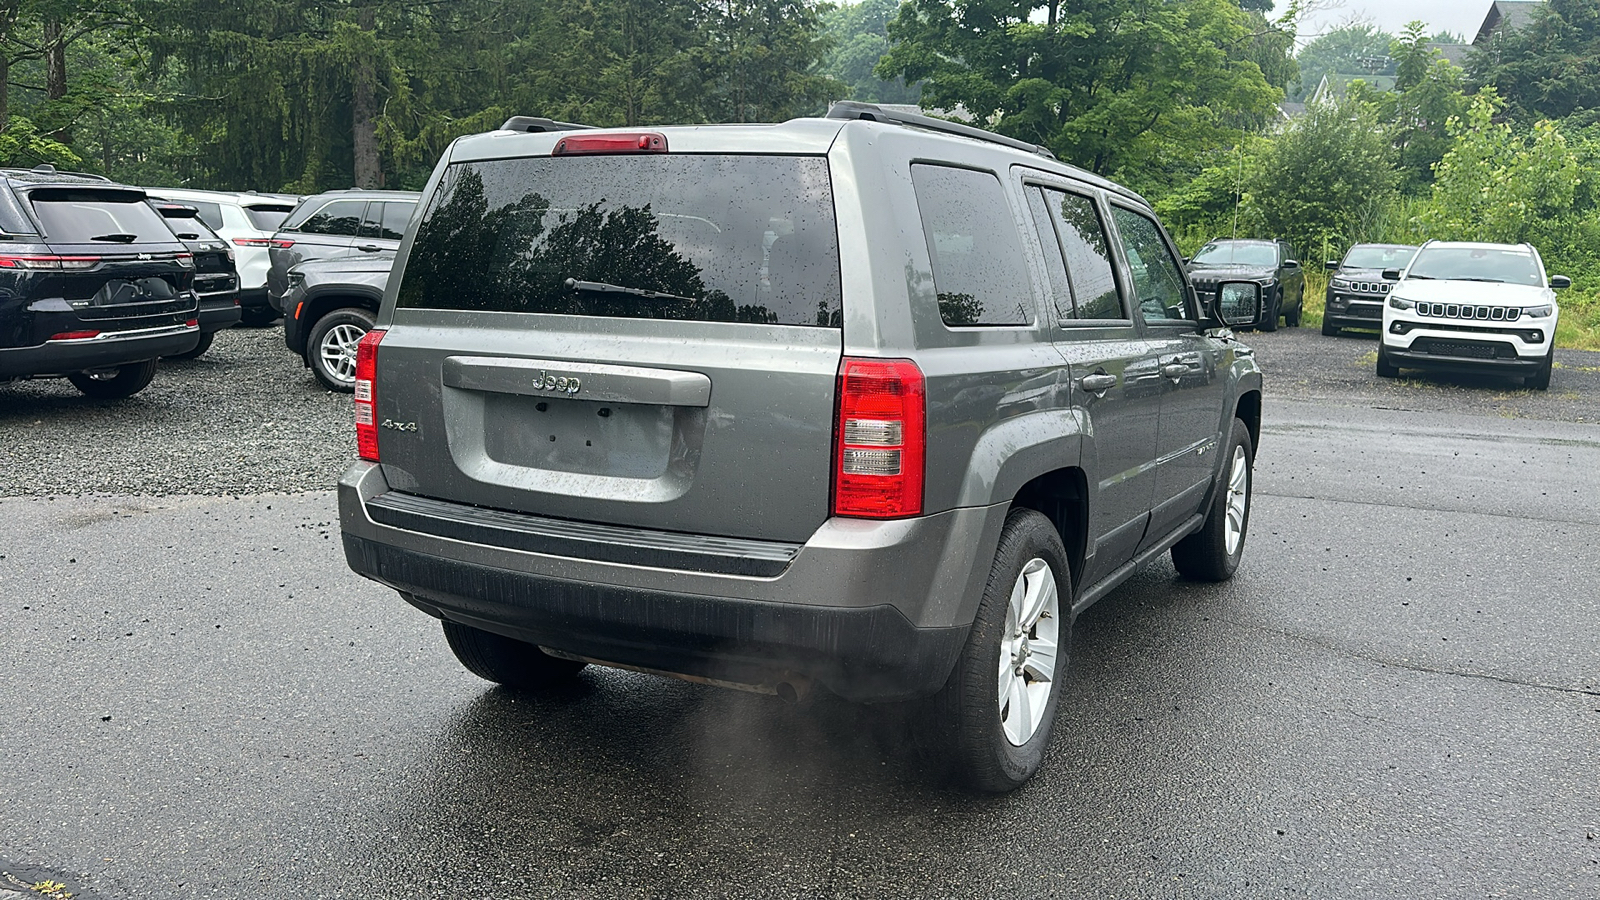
[
  {"left": 924, "top": 508, "right": 1072, "bottom": 793},
  {"left": 66, "top": 359, "right": 158, "bottom": 400},
  {"left": 442, "top": 619, "right": 587, "bottom": 689},
  {"left": 1285, "top": 296, "right": 1301, "bottom": 328},
  {"left": 164, "top": 331, "right": 214, "bottom": 361},
  {"left": 1258, "top": 291, "right": 1278, "bottom": 332},
  {"left": 239, "top": 307, "right": 278, "bottom": 327},
  {"left": 1171, "top": 418, "right": 1254, "bottom": 582},
  {"left": 1321, "top": 319, "right": 1339, "bottom": 337},
  {"left": 307, "top": 307, "right": 376, "bottom": 392},
  {"left": 1375, "top": 342, "right": 1400, "bottom": 378},
  {"left": 1526, "top": 346, "right": 1553, "bottom": 391}
]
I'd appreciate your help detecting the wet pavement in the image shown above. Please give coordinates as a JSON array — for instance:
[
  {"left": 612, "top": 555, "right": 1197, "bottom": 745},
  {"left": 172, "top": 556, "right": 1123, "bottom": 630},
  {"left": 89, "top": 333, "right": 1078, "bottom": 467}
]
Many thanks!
[{"left": 2, "top": 391, "right": 1597, "bottom": 899}]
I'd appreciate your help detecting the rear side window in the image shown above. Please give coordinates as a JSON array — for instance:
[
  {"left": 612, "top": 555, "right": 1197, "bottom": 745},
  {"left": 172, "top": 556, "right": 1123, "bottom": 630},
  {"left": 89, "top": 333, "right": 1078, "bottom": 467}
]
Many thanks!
[
  {"left": 910, "top": 164, "right": 1032, "bottom": 326},
  {"left": 397, "top": 155, "right": 841, "bottom": 327},
  {"left": 361, "top": 201, "right": 413, "bottom": 240},
  {"left": 176, "top": 200, "right": 225, "bottom": 231},
  {"left": 28, "top": 189, "right": 179, "bottom": 243},
  {"left": 243, "top": 205, "right": 293, "bottom": 231}
]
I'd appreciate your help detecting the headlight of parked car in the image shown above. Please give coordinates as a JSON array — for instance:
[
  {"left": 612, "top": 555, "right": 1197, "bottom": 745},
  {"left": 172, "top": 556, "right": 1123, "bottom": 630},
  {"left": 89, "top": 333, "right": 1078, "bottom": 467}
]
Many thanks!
[
  {"left": 1522, "top": 304, "right": 1554, "bottom": 318},
  {"left": 1330, "top": 277, "right": 1352, "bottom": 290},
  {"left": 1388, "top": 295, "right": 1415, "bottom": 311}
]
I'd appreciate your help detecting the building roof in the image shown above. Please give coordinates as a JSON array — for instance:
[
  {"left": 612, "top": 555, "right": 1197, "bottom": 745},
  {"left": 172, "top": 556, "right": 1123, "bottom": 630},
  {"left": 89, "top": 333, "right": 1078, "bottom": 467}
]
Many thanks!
[
  {"left": 1434, "top": 43, "right": 1474, "bottom": 66},
  {"left": 1475, "top": 1, "right": 1544, "bottom": 45},
  {"left": 1311, "top": 73, "right": 1398, "bottom": 104}
]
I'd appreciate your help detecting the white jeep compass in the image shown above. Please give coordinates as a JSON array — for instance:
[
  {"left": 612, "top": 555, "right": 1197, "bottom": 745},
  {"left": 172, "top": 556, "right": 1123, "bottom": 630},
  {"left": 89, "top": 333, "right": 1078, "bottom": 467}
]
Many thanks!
[{"left": 1378, "top": 240, "right": 1568, "bottom": 390}]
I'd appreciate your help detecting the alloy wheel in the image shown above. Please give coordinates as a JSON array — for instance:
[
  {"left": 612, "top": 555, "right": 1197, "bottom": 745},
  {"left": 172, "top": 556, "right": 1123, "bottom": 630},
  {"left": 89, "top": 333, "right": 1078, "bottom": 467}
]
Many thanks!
[
  {"left": 1224, "top": 445, "right": 1249, "bottom": 556},
  {"left": 997, "top": 557, "right": 1060, "bottom": 746}
]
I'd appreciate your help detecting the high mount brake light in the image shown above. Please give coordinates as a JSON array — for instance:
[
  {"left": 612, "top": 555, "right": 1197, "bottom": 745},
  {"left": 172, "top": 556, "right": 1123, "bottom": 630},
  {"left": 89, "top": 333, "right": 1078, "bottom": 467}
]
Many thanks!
[
  {"left": 354, "top": 329, "right": 387, "bottom": 462},
  {"left": 552, "top": 132, "right": 668, "bottom": 155},
  {"left": 832, "top": 357, "right": 925, "bottom": 519},
  {"left": 0, "top": 255, "right": 99, "bottom": 270}
]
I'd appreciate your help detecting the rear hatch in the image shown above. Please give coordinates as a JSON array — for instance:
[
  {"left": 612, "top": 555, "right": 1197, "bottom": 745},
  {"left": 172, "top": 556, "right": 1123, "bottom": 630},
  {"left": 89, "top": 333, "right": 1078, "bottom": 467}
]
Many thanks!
[
  {"left": 157, "top": 203, "right": 238, "bottom": 297},
  {"left": 23, "top": 187, "right": 195, "bottom": 333},
  {"left": 376, "top": 148, "right": 844, "bottom": 543}
]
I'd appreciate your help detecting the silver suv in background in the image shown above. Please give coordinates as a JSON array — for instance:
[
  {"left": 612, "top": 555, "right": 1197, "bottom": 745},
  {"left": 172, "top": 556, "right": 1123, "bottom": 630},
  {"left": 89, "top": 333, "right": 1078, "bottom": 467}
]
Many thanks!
[
  {"left": 265, "top": 189, "right": 417, "bottom": 314},
  {"left": 337, "top": 105, "right": 1264, "bottom": 791},
  {"left": 143, "top": 187, "right": 299, "bottom": 326}
]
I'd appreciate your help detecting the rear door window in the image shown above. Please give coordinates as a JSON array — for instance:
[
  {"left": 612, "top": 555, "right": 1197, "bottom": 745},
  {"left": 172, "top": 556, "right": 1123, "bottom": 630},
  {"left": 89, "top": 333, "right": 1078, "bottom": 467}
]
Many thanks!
[
  {"left": 397, "top": 155, "right": 841, "bottom": 326},
  {"left": 909, "top": 164, "right": 1032, "bottom": 326},
  {"left": 361, "top": 201, "right": 413, "bottom": 240},
  {"left": 28, "top": 189, "right": 180, "bottom": 243},
  {"left": 1028, "top": 186, "right": 1125, "bottom": 321},
  {"left": 293, "top": 200, "right": 365, "bottom": 236}
]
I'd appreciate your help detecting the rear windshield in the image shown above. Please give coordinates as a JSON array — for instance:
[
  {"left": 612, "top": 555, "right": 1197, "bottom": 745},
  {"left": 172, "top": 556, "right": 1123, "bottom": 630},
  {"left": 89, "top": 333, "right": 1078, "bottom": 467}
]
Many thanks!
[
  {"left": 244, "top": 205, "right": 294, "bottom": 231},
  {"left": 1343, "top": 245, "right": 1416, "bottom": 269},
  {"left": 29, "top": 189, "right": 178, "bottom": 243},
  {"left": 396, "top": 155, "right": 842, "bottom": 327}
]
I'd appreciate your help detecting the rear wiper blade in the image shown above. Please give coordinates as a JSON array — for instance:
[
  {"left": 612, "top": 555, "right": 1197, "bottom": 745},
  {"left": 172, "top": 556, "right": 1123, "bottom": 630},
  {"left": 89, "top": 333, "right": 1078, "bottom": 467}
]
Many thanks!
[
  {"left": 564, "top": 277, "right": 698, "bottom": 304},
  {"left": 89, "top": 233, "right": 138, "bottom": 243}
]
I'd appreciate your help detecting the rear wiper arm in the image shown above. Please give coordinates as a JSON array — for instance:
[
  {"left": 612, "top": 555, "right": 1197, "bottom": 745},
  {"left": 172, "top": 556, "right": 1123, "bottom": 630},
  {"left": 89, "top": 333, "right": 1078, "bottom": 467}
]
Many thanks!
[
  {"left": 89, "top": 233, "right": 138, "bottom": 243},
  {"left": 564, "top": 277, "right": 698, "bottom": 304}
]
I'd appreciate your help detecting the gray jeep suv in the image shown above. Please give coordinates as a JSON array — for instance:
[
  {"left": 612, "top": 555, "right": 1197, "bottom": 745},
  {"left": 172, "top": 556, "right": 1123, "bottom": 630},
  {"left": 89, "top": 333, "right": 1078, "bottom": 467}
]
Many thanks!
[{"left": 338, "top": 104, "right": 1264, "bottom": 791}]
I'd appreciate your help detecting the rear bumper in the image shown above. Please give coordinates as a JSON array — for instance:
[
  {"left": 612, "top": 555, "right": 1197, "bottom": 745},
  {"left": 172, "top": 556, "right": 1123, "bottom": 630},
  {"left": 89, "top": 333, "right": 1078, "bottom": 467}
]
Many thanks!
[
  {"left": 0, "top": 322, "right": 199, "bottom": 378},
  {"left": 338, "top": 462, "right": 1004, "bottom": 702},
  {"left": 197, "top": 294, "right": 242, "bottom": 333},
  {"left": 240, "top": 287, "right": 270, "bottom": 311}
]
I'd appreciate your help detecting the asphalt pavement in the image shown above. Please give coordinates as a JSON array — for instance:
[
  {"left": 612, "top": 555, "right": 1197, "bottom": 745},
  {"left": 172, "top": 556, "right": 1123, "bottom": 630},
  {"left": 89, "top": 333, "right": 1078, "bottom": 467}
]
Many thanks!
[{"left": 3, "top": 385, "right": 1598, "bottom": 897}]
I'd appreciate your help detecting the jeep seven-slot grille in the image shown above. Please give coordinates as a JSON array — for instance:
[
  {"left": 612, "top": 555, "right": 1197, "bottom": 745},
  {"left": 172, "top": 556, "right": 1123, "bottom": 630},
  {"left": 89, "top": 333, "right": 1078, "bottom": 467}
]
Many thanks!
[
  {"left": 1344, "top": 281, "right": 1391, "bottom": 294},
  {"left": 1415, "top": 302, "right": 1522, "bottom": 322}
]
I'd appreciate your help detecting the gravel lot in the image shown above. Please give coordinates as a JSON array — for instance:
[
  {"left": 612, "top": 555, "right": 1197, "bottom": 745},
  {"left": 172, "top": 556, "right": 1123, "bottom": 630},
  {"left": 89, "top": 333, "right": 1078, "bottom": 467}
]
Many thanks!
[{"left": 2, "top": 322, "right": 1596, "bottom": 498}]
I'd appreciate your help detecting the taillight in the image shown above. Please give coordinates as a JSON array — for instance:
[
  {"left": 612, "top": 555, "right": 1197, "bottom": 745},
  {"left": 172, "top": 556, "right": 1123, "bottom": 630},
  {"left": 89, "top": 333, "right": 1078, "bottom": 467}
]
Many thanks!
[
  {"left": 232, "top": 238, "right": 271, "bottom": 247},
  {"left": 833, "top": 357, "right": 925, "bottom": 518},
  {"left": 175, "top": 253, "right": 194, "bottom": 269},
  {"left": 354, "top": 329, "right": 387, "bottom": 462},
  {"left": 0, "top": 255, "right": 99, "bottom": 270},
  {"left": 552, "top": 132, "right": 668, "bottom": 155}
]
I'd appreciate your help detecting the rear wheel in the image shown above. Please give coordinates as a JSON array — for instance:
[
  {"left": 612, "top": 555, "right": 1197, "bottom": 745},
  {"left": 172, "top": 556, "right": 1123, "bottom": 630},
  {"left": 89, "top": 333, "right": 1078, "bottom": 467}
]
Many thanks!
[
  {"left": 239, "top": 307, "right": 278, "bottom": 327},
  {"left": 1375, "top": 343, "right": 1400, "bottom": 378},
  {"left": 307, "top": 307, "right": 376, "bottom": 392},
  {"left": 1285, "top": 297, "right": 1301, "bottom": 328},
  {"left": 164, "top": 331, "right": 214, "bottom": 361},
  {"left": 1526, "top": 346, "right": 1553, "bottom": 391},
  {"left": 1172, "top": 418, "right": 1253, "bottom": 582},
  {"left": 66, "top": 359, "right": 158, "bottom": 400},
  {"left": 925, "top": 509, "right": 1071, "bottom": 793},
  {"left": 442, "top": 619, "right": 587, "bottom": 689}
]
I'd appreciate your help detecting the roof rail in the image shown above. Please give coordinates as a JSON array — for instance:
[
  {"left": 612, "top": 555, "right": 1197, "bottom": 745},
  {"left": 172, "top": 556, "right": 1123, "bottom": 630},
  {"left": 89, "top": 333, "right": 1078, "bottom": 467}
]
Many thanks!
[
  {"left": 499, "top": 116, "right": 597, "bottom": 134},
  {"left": 825, "top": 101, "right": 1056, "bottom": 161},
  {"left": 15, "top": 163, "right": 112, "bottom": 182}
]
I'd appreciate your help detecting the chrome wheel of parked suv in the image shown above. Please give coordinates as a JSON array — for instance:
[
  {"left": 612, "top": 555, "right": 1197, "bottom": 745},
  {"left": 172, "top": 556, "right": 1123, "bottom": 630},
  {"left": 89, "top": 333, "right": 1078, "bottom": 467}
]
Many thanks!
[
  {"left": 1171, "top": 418, "right": 1254, "bottom": 581},
  {"left": 930, "top": 509, "right": 1071, "bottom": 792},
  {"left": 308, "top": 307, "right": 375, "bottom": 392}
]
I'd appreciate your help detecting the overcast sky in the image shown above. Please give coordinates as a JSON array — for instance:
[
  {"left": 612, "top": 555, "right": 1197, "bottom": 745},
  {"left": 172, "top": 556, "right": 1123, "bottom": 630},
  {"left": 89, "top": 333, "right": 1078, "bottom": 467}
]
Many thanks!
[{"left": 1282, "top": 0, "right": 1497, "bottom": 43}]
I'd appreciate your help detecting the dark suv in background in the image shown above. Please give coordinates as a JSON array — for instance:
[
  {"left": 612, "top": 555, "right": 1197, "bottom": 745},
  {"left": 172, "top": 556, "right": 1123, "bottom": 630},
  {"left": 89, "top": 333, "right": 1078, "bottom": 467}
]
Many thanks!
[
  {"left": 153, "top": 201, "right": 241, "bottom": 359},
  {"left": 1321, "top": 243, "right": 1417, "bottom": 336},
  {"left": 0, "top": 166, "right": 198, "bottom": 399},
  {"left": 1186, "top": 238, "right": 1304, "bottom": 331},
  {"left": 265, "top": 189, "right": 417, "bottom": 313},
  {"left": 338, "top": 105, "right": 1265, "bottom": 792}
]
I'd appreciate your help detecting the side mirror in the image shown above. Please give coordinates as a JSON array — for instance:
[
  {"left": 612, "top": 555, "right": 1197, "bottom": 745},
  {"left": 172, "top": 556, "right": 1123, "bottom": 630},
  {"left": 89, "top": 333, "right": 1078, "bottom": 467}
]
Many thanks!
[
  {"left": 1283, "top": 259, "right": 1300, "bottom": 269},
  {"left": 1324, "top": 260, "right": 1340, "bottom": 271},
  {"left": 1212, "top": 281, "right": 1261, "bottom": 329},
  {"left": 1550, "top": 275, "right": 1571, "bottom": 290},
  {"left": 1180, "top": 256, "right": 1190, "bottom": 265},
  {"left": 1381, "top": 268, "right": 1403, "bottom": 281}
]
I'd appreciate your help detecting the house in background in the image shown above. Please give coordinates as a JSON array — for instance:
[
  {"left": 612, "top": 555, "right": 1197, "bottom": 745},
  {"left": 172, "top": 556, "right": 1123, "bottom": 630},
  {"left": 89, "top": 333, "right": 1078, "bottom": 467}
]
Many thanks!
[{"left": 1474, "top": 1, "right": 1544, "bottom": 45}]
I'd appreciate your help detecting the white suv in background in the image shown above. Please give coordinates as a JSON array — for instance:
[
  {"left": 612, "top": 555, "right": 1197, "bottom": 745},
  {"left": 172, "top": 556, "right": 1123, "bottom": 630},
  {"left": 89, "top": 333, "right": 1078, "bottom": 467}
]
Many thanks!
[
  {"left": 1378, "top": 240, "right": 1568, "bottom": 390},
  {"left": 143, "top": 187, "right": 300, "bottom": 326}
]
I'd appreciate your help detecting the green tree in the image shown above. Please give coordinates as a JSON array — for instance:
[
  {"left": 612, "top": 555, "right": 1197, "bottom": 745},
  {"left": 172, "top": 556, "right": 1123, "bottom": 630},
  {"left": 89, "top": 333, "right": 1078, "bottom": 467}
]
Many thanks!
[
  {"left": 1469, "top": 0, "right": 1600, "bottom": 123},
  {"left": 1291, "top": 22, "right": 1393, "bottom": 101},
  {"left": 819, "top": 0, "right": 920, "bottom": 105},
  {"left": 685, "top": 0, "right": 842, "bottom": 123},
  {"left": 877, "top": 0, "right": 1284, "bottom": 192},
  {"left": 1247, "top": 93, "right": 1398, "bottom": 260}
]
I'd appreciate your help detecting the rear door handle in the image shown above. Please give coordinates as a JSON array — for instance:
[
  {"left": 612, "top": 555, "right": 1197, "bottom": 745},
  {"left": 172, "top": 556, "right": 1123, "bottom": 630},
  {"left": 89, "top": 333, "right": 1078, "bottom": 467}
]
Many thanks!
[{"left": 1080, "top": 373, "right": 1118, "bottom": 395}]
